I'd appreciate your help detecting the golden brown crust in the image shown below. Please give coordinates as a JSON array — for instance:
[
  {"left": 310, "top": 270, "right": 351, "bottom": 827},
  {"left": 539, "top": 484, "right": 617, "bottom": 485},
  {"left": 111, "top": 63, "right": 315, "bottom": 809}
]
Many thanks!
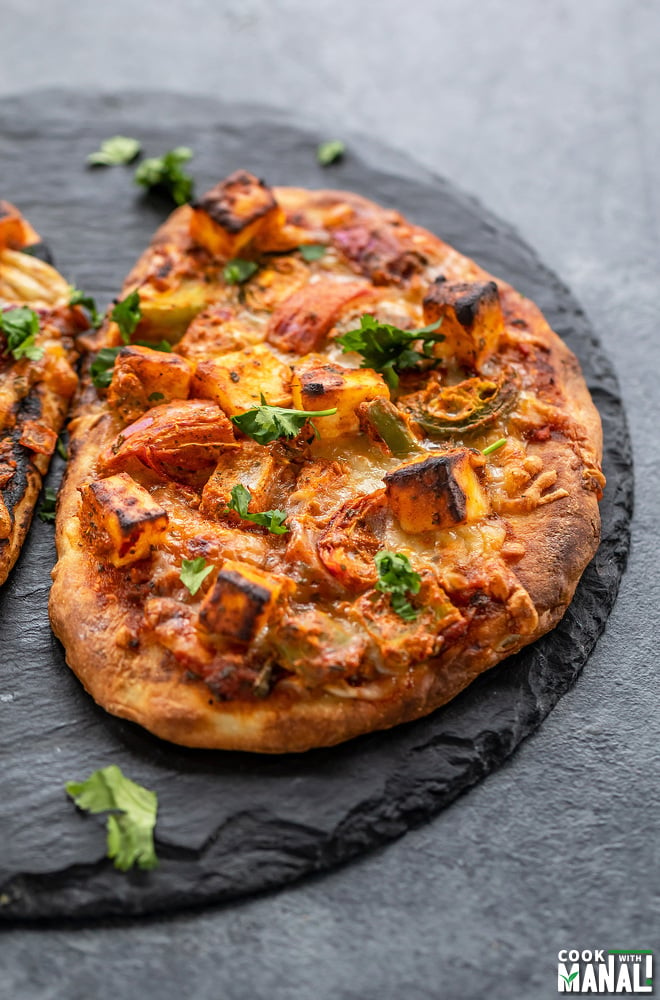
[{"left": 50, "top": 179, "right": 604, "bottom": 752}]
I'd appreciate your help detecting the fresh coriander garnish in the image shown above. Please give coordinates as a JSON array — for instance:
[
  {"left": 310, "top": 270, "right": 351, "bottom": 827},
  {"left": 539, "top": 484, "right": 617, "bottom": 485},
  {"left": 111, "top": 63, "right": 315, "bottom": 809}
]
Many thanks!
[
  {"left": 337, "top": 314, "right": 444, "bottom": 389},
  {"left": 87, "top": 136, "right": 142, "bottom": 167},
  {"left": 38, "top": 486, "right": 57, "bottom": 523},
  {"left": 231, "top": 394, "right": 337, "bottom": 445},
  {"left": 374, "top": 550, "right": 422, "bottom": 622},
  {"left": 90, "top": 338, "right": 171, "bottom": 390},
  {"left": 225, "top": 484, "right": 289, "bottom": 534},
  {"left": 56, "top": 434, "right": 68, "bottom": 461},
  {"left": 223, "top": 258, "right": 259, "bottom": 285},
  {"left": 0, "top": 306, "right": 43, "bottom": 361},
  {"left": 111, "top": 289, "right": 141, "bottom": 344},
  {"left": 298, "top": 243, "right": 327, "bottom": 262},
  {"left": 90, "top": 347, "right": 122, "bottom": 389},
  {"left": 135, "top": 147, "right": 194, "bottom": 205},
  {"left": 65, "top": 765, "right": 158, "bottom": 872},
  {"left": 69, "top": 286, "right": 102, "bottom": 328},
  {"left": 180, "top": 556, "right": 214, "bottom": 596},
  {"left": 317, "top": 140, "right": 345, "bottom": 166},
  {"left": 148, "top": 392, "right": 165, "bottom": 402},
  {"left": 482, "top": 437, "right": 507, "bottom": 456}
]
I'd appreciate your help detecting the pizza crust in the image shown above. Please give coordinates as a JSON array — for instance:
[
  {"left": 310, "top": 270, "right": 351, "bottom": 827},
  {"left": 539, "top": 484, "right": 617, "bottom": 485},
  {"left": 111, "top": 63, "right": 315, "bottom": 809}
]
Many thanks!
[{"left": 50, "top": 179, "right": 604, "bottom": 752}]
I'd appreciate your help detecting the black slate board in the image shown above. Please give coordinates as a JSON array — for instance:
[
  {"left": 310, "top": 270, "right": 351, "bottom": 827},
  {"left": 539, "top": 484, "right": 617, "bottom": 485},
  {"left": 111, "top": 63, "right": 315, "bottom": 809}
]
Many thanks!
[{"left": 0, "top": 92, "right": 633, "bottom": 922}]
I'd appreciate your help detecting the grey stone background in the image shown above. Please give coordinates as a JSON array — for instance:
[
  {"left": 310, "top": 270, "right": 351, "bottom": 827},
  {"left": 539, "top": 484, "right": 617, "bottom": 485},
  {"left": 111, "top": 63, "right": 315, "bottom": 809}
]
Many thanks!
[{"left": 1, "top": 1, "right": 658, "bottom": 997}]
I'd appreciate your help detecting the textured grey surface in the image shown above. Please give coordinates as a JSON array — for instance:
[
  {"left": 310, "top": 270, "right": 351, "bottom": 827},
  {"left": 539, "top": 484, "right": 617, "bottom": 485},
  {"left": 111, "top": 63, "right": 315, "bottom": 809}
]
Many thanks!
[
  {"left": 1, "top": 1, "right": 658, "bottom": 998},
  {"left": 0, "top": 94, "right": 631, "bottom": 921}
]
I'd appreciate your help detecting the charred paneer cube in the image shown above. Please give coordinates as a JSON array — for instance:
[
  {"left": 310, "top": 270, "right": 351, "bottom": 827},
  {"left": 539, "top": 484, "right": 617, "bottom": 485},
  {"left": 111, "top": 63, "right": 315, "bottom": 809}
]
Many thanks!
[
  {"left": 80, "top": 472, "right": 168, "bottom": 566},
  {"left": 291, "top": 362, "right": 389, "bottom": 438},
  {"left": 422, "top": 278, "right": 504, "bottom": 370},
  {"left": 199, "top": 560, "right": 291, "bottom": 643},
  {"left": 107, "top": 345, "right": 193, "bottom": 424},
  {"left": 191, "top": 345, "right": 292, "bottom": 416},
  {"left": 190, "top": 171, "right": 283, "bottom": 259},
  {"left": 384, "top": 450, "right": 489, "bottom": 532}
]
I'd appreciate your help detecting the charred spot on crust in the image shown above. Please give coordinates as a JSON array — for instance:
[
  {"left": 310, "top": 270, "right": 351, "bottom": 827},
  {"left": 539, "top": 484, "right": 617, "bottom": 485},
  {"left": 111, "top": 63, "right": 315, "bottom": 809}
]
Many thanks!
[
  {"left": 194, "top": 170, "right": 276, "bottom": 235},
  {"left": 1, "top": 390, "right": 45, "bottom": 518}
]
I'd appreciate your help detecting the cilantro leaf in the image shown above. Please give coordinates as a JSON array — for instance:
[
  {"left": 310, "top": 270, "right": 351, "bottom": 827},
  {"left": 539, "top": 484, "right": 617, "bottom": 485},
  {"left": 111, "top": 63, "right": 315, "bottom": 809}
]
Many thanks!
[
  {"left": 337, "top": 314, "right": 444, "bottom": 389},
  {"left": 111, "top": 290, "right": 142, "bottom": 344},
  {"left": 298, "top": 244, "right": 327, "bottom": 262},
  {"left": 90, "top": 347, "right": 122, "bottom": 388},
  {"left": 0, "top": 306, "right": 43, "bottom": 362},
  {"left": 374, "top": 550, "right": 422, "bottom": 621},
  {"left": 180, "top": 556, "right": 214, "bottom": 596},
  {"left": 225, "top": 484, "right": 289, "bottom": 534},
  {"left": 38, "top": 486, "right": 57, "bottom": 523},
  {"left": 223, "top": 258, "right": 259, "bottom": 285},
  {"left": 231, "top": 394, "right": 337, "bottom": 445},
  {"left": 87, "top": 136, "right": 142, "bottom": 166},
  {"left": 56, "top": 434, "right": 68, "bottom": 461},
  {"left": 90, "top": 338, "right": 171, "bottom": 390},
  {"left": 66, "top": 765, "right": 158, "bottom": 872},
  {"left": 135, "top": 147, "right": 194, "bottom": 205},
  {"left": 317, "top": 140, "right": 345, "bottom": 166},
  {"left": 69, "top": 286, "right": 102, "bottom": 328}
]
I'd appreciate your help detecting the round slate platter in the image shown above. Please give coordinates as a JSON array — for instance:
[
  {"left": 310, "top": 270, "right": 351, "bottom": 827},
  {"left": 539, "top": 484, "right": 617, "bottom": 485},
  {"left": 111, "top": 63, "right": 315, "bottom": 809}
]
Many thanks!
[{"left": 0, "top": 91, "right": 632, "bottom": 922}]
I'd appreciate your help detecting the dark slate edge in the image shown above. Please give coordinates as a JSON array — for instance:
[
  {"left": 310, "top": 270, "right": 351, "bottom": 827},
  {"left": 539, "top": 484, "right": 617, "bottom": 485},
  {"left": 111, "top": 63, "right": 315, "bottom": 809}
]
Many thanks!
[{"left": 0, "top": 93, "right": 633, "bottom": 923}]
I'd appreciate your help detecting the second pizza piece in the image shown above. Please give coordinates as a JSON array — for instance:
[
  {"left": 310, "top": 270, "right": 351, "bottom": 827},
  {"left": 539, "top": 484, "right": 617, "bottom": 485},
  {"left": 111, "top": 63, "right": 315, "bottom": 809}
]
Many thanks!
[{"left": 0, "top": 203, "right": 84, "bottom": 585}]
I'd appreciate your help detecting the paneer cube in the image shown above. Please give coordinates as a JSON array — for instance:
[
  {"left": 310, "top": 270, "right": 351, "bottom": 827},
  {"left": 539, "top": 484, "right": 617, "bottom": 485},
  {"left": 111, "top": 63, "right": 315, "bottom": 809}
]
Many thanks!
[
  {"left": 191, "top": 345, "right": 292, "bottom": 417},
  {"left": 0, "top": 201, "right": 39, "bottom": 251},
  {"left": 199, "top": 560, "right": 291, "bottom": 643},
  {"left": 291, "top": 363, "right": 389, "bottom": 439},
  {"left": 422, "top": 278, "right": 504, "bottom": 370},
  {"left": 384, "top": 450, "right": 489, "bottom": 532},
  {"left": 190, "top": 171, "right": 283, "bottom": 259},
  {"left": 107, "top": 345, "right": 193, "bottom": 424},
  {"left": 80, "top": 472, "right": 168, "bottom": 566}
]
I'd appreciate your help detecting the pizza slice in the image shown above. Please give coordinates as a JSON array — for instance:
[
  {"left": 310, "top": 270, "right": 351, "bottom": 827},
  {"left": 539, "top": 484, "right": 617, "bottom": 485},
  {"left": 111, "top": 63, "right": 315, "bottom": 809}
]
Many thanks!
[
  {"left": 0, "top": 202, "right": 83, "bottom": 584},
  {"left": 50, "top": 172, "right": 604, "bottom": 752}
]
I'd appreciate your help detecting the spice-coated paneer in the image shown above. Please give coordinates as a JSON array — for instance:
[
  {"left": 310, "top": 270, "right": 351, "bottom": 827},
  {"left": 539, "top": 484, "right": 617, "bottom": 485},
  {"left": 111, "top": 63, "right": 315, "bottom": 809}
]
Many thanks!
[
  {"left": 191, "top": 345, "right": 292, "bottom": 417},
  {"left": 80, "top": 472, "right": 168, "bottom": 567},
  {"left": 384, "top": 450, "right": 489, "bottom": 532},
  {"left": 107, "top": 345, "right": 193, "bottom": 424},
  {"left": 291, "top": 362, "right": 389, "bottom": 438},
  {"left": 422, "top": 278, "right": 504, "bottom": 370},
  {"left": 190, "top": 171, "right": 283, "bottom": 259},
  {"left": 0, "top": 202, "right": 39, "bottom": 251},
  {"left": 199, "top": 560, "right": 290, "bottom": 643}
]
